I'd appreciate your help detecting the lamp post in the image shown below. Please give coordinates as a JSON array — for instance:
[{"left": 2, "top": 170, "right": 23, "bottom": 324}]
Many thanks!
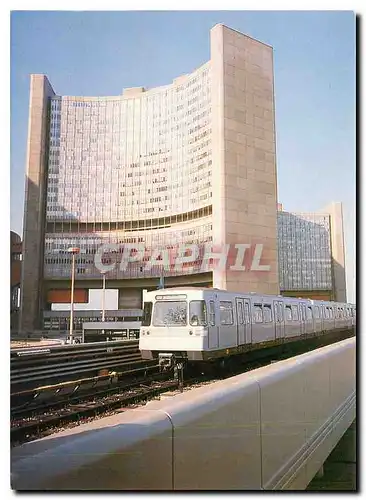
[
  {"left": 101, "top": 271, "right": 106, "bottom": 335},
  {"left": 68, "top": 247, "right": 80, "bottom": 344}
]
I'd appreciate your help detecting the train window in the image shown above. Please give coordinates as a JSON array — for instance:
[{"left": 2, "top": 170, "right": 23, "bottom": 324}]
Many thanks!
[
  {"left": 219, "top": 301, "right": 234, "bottom": 325},
  {"left": 244, "top": 302, "right": 251, "bottom": 324},
  {"left": 209, "top": 300, "right": 215, "bottom": 326},
  {"left": 253, "top": 305, "right": 263, "bottom": 323},
  {"left": 277, "top": 303, "right": 284, "bottom": 323},
  {"left": 237, "top": 301, "right": 244, "bottom": 325},
  {"left": 142, "top": 302, "right": 152, "bottom": 326},
  {"left": 292, "top": 305, "right": 299, "bottom": 321},
  {"left": 189, "top": 301, "right": 207, "bottom": 326},
  {"left": 307, "top": 307, "right": 313, "bottom": 320},
  {"left": 152, "top": 300, "right": 187, "bottom": 327},
  {"left": 285, "top": 306, "right": 292, "bottom": 321},
  {"left": 263, "top": 305, "right": 272, "bottom": 323}
]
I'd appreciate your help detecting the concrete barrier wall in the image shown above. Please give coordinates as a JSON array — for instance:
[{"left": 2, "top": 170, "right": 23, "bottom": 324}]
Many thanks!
[{"left": 12, "top": 337, "right": 356, "bottom": 490}]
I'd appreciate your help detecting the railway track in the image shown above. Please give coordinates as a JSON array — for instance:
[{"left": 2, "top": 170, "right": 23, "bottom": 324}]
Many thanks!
[
  {"left": 11, "top": 329, "right": 355, "bottom": 447},
  {"left": 11, "top": 376, "right": 177, "bottom": 446},
  {"left": 11, "top": 340, "right": 150, "bottom": 392}
]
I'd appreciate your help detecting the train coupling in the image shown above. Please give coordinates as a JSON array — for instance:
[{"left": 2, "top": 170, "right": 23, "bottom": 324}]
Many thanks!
[{"left": 158, "top": 353, "right": 176, "bottom": 371}]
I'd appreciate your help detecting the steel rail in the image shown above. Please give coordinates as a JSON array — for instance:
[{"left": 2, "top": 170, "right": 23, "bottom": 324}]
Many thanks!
[
  {"left": 11, "top": 379, "right": 178, "bottom": 445},
  {"left": 11, "top": 365, "right": 162, "bottom": 418},
  {"left": 11, "top": 341, "right": 146, "bottom": 388}
]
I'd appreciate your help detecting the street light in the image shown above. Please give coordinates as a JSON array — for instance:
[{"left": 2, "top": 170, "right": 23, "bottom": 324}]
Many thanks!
[
  {"left": 101, "top": 271, "right": 106, "bottom": 335},
  {"left": 68, "top": 247, "right": 80, "bottom": 344}
]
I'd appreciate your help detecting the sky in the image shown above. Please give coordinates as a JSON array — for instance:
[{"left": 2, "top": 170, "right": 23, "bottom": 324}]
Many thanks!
[{"left": 10, "top": 10, "right": 356, "bottom": 303}]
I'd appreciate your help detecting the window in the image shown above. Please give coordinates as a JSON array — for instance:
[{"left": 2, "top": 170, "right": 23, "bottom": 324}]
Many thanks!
[
  {"left": 244, "top": 302, "right": 251, "bottom": 324},
  {"left": 189, "top": 300, "right": 207, "bottom": 326},
  {"left": 307, "top": 307, "right": 313, "bottom": 320},
  {"left": 285, "top": 306, "right": 292, "bottom": 321},
  {"left": 153, "top": 301, "right": 187, "bottom": 326},
  {"left": 277, "top": 303, "right": 284, "bottom": 323},
  {"left": 142, "top": 302, "right": 152, "bottom": 326},
  {"left": 253, "top": 305, "right": 263, "bottom": 323},
  {"left": 292, "top": 305, "right": 299, "bottom": 321},
  {"left": 209, "top": 300, "right": 215, "bottom": 326},
  {"left": 237, "top": 301, "right": 244, "bottom": 325},
  {"left": 263, "top": 305, "right": 272, "bottom": 323},
  {"left": 220, "top": 301, "right": 234, "bottom": 325}
]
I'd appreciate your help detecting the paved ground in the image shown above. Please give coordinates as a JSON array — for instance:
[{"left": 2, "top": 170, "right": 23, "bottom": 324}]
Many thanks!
[{"left": 307, "top": 420, "right": 357, "bottom": 491}]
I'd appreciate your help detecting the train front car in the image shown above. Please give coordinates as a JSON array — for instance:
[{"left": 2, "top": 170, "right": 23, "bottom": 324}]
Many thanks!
[{"left": 139, "top": 288, "right": 210, "bottom": 370}]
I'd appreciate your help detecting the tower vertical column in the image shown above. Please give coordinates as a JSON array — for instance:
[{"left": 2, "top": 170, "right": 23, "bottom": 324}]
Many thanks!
[
  {"left": 326, "top": 202, "right": 347, "bottom": 302},
  {"left": 20, "top": 74, "right": 55, "bottom": 332},
  {"left": 210, "top": 24, "right": 279, "bottom": 294}
]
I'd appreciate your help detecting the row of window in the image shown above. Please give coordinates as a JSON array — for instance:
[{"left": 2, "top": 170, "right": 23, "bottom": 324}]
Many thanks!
[{"left": 147, "top": 300, "right": 356, "bottom": 328}]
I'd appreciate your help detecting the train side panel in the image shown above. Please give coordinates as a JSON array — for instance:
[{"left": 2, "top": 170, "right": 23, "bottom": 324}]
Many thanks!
[{"left": 139, "top": 288, "right": 355, "bottom": 365}]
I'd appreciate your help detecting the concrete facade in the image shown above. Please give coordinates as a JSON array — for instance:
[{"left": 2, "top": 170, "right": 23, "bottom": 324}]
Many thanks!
[
  {"left": 324, "top": 202, "right": 347, "bottom": 302},
  {"left": 210, "top": 25, "right": 278, "bottom": 294},
  {"left": 20, "top": 75, "right": 55, "bottom": 332}
]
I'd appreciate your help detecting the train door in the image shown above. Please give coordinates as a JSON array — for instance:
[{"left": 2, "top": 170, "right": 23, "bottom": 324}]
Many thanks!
[
  {"left": 243, "top": 299, "right": 252, "bottom": 344},
  {"left": 207, "top": 298, "right": 219, "bottom": 350},
  {"left": 299, "top": 303, "right": 306, "bottom": 336},
  {"left": 273, "top": 300, "right": 284, "bottom": 340},
  {"left": 235, "top": 298, "right": 245, "bottom": 346}
]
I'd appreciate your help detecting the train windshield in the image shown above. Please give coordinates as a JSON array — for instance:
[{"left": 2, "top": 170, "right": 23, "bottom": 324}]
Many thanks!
[{"left": 152, "top": 301, "right": 187, "bottom": 327}]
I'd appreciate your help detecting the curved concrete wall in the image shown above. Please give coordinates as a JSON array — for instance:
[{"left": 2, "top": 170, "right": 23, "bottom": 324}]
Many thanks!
[{"left": 12, "top": 337, "right": 355, "bottom": 490}]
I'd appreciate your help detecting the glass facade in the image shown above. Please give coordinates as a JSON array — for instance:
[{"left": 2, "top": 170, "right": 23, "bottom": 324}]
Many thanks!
[
  {"left": 278, "top": 212, "right": 333, "bottom": 291},
  {"left": 45, "top": 63, "right": 213, "bottom": 279}
]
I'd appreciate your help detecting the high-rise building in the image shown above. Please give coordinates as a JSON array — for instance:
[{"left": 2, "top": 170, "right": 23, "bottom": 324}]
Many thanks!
[
  {"left": 277, "top": 202, "right": 346, "bottom": 302},
  {"left": 20, "top": 24, "right": 279, "bottom": 331}
]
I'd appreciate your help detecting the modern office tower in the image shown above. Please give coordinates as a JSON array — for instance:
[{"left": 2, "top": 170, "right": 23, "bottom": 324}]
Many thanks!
[
  {"left": 20, "top": 24, "right": 279, "bottom": 331},
  {"left": 277, "top": 202, "right": 347, "bottom": 302}
]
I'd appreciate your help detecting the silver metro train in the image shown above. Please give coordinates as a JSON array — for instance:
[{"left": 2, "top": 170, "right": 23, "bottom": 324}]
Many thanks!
[{"left": 139, "top": 287, "right": 356, "bottom": 369}]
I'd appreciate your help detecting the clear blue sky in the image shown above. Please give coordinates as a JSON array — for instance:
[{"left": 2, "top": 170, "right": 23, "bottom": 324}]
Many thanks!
[{"left": 10, "top": 10, "right": 356, "bottom": 302}]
